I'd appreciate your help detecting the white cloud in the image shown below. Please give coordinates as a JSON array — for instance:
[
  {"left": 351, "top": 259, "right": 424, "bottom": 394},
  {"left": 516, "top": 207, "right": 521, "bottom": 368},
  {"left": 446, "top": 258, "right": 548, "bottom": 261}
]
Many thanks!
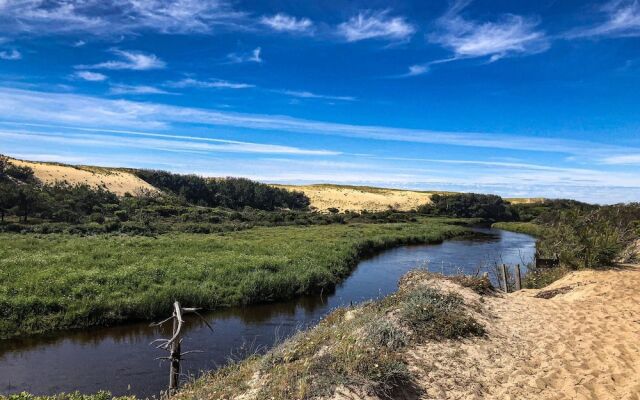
[
  {"left": 273, "top": 89, "right": 356, "bottom": 102},
  {"left": 0, "top": 128, "right": 339, "bottom": 157},
  {"left": 397, "top": 64, "right": 429, "bottom": 78},
  {"left": 337, "top": 10, "right": 415, "bottom": 42},
  {"left": 226, "top": 47, "right": 263, "bottom": 64},
  {"left": 109, "top": 84, "right": 172, "bottom": 95},
  {"left": 73, "top": 71, "right": 107, "bottom": 81},
  {"left": 0, "top": 49, "right": 21, "bottom": 60},
  {"left": 73, "top": 40, "right": 86, "bottom": 47},
  {"left": 600, "top": 154, "right": 640, "bottom": 165},
  {"left": 566, "top": 0, "right": 640, "bottom": 38},
  {"left": 260, "top": 13, "right": 313, "bottom": 33},
  {"left": 76, "top": 49, "right": 166, "bottom": 70},
  {"left": 429, "top": 0, "right": 549, "bottom": 61},
  {"left": 165, "top": 78, "right": 254, "bottom": 89},
  {"left": 0, "top": 0, "right": 247, "bottom": 36}
]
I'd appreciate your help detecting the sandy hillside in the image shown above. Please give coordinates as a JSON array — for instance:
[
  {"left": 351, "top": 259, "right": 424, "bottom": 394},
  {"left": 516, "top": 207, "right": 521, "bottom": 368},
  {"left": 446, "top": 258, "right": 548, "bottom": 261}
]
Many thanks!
[
  {"left": 401, "top": 266, "right": 640, "bottom": 400},
  {"left": 274, "top": 184, "right": 447, "bottom": 212},
  {"left": 505, "top": 197, "right": 546, "bottom": 204},
  {"left": 11, "top": 159, "right": 158, "bottom": 196}
]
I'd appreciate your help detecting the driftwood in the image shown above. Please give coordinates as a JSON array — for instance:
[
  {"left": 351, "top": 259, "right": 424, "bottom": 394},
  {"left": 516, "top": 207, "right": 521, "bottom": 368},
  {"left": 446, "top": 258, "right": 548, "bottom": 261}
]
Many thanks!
[{"left": 151, "top": 301, "right": 213, "bottom": 395}]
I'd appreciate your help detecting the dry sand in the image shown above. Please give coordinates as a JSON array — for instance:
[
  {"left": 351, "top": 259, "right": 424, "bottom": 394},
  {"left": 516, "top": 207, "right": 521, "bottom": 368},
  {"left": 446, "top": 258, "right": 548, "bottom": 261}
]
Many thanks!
[
  {"left": 11, "top": 159, "right": 158, "bottom": 196},
  {"left": 276, "top": 184, "right": 543, "bottom": 212},
  {"left": 405, "top": 265, "right": 640, "bottom": 400},
  {"left": 274, "top": 184, "right": 441, "bottom": 212}
]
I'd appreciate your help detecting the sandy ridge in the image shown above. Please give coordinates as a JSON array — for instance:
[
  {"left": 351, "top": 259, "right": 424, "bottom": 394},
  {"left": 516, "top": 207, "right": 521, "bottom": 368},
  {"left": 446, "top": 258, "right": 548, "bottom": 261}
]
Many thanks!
[
  {"left": 405, "top": 266, "right": 640, "bottom": 400},
  {"left": 10, "top": 159, "right": 158, "bottom": 196}
]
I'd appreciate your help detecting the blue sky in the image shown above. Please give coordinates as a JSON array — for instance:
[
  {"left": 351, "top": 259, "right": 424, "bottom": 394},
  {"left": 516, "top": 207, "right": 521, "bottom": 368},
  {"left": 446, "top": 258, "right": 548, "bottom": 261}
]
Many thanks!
[{"left": 0, "top": 0, "right": 639, "bottom": 203}]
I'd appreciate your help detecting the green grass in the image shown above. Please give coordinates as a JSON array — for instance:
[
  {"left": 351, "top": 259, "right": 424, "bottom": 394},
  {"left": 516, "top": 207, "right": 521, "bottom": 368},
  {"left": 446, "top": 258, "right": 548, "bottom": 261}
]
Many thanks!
[
  {"left": 491, "top": 221, "right": 546, "bottom": 237},
  {"left": 0, "top": 219, "right": 468, "bottom": 339}
]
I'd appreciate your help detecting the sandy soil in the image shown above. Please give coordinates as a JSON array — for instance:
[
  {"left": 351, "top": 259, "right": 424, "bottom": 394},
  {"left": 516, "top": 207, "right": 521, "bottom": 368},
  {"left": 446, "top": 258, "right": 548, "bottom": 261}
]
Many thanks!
[
  {"left": 406, "top": 265, "right": 640, "bottom": 400},
  {"left": 274, "top": 184, "right": 439, "bottom": 212},
  {"left": 276, "top": 184, "right": 543, "bottom": 212},
  {"left": 11, "top": 159, "right": 158, "bottom": 196}
]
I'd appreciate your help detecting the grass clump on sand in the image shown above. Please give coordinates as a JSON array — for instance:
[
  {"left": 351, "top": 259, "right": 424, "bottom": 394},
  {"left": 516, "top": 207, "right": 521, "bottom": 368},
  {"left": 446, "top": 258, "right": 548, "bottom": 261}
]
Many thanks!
[
  {"left": 399, "top": 287, "right": 484, "bottom": 339},
  {"left": 174, "top": 271, "right": 485, "bottom": 400},
  {"left": 0, "top": 219, "right": 468, "bottom": 339}
]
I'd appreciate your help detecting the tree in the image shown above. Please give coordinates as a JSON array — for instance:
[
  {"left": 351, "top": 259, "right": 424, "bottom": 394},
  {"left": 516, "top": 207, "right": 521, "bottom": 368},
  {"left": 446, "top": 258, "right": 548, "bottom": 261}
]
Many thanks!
[
  {"left": 0, "top": 181, "right": 16, "bottom": 222},
  {"left": 15, "top": 185, "right": 43, "bottom": 223},
  {"left": 418, "top": 193, "right": 514, "bottom": 220}
]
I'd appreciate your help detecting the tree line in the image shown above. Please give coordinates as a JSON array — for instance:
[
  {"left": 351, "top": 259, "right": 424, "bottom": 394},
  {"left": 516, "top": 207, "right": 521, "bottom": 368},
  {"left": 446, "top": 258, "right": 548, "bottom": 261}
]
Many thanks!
[{"left": 134, "top": 169, "right": 310, "bottom": 211}]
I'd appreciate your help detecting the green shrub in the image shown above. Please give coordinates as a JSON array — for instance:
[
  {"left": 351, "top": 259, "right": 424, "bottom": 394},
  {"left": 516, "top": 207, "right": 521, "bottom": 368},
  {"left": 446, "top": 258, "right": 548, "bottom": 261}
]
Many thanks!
[{"left": 400, "top": 287, "right": 484, "bottom": 339}]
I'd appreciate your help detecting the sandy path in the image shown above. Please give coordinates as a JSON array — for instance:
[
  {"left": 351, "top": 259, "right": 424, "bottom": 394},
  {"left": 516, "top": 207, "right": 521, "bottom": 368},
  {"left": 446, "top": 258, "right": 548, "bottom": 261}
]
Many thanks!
[{"left": 407, "top": 266, "right": 640, "bottom": 400}]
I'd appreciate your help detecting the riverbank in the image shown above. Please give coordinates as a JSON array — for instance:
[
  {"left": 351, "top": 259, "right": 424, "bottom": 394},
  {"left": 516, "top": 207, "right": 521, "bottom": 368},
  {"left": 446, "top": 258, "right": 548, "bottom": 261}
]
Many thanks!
[
  {"left": 491, "top": 221, "right": 545, "bottom": 237},
  {"left": 174, "top": 265, "right": 640, "bottom": 400},
  {"left": 0, "top": 219, "right": 468, "bottom": 339}
]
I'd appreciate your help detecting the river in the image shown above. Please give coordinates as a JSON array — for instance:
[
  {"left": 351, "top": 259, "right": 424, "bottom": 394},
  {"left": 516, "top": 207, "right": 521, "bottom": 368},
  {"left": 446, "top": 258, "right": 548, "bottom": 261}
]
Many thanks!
[{"left": 0, "top": 228, "right": 535, "bottom": 397}]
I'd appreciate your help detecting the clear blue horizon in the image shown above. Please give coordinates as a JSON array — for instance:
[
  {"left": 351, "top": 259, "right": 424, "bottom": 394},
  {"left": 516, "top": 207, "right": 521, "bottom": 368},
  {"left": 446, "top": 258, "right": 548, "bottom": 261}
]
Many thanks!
[{"left": 0, "top": 0, "right": 639, "bottom": 203}]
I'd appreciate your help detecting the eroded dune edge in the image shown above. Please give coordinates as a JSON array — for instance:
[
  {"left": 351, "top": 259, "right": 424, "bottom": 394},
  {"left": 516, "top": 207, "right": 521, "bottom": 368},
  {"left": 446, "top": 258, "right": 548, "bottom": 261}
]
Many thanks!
[{"left": 176, "top": 266, "right": 640, "bottom": 400}]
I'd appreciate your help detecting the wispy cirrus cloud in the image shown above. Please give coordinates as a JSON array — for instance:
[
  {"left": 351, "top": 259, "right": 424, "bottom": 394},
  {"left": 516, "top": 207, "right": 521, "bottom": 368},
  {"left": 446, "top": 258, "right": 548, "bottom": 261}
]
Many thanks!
[
  {"left": 271, "top": 89, "right": 356, "bottom": 102},
  {"left": 0, "top": 0, "right": 248, "bottom": 36},
  {"left": 260, "top": 13, "right": 313, "bottom": 34},
  {"left": 73, "top": 71, "right": 107, "bottom": 81},
  {"left": 600, "top": 153, "right": 640, "bottom": 165},
  {"left": 109, "top": 84, "right": 173, "bottom": 95},
  {"left": 0, "top": 127, "right": 339, "bottom": 157},
  {"left": 1, "top": 87, "right": 638, "bottom": 163},
  {"left": 428, "top": 0, "right": 549, "bottom": 63},
  {"left": 165, "top": 78, "right": 255, "bottom": 89},
  {"left": 0, "top": 49, "right": 21, "bottom": 60},
  {"left": 226, "top": 47, "right": 263, "bottom": 64},
  {"left": 76, "top": 49, "right": 166, "bottom": 70},
  {"left": 337, "top": 10, "right": 416, "bottom": 42},
  {"left": 565, "top": 0, "right": 640, "bottom": 39}
]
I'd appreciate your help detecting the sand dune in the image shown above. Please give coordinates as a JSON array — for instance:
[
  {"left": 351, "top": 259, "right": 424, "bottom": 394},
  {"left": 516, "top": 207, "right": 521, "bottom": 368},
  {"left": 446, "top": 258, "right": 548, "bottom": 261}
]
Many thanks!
[
  {"left": 11, "top": 159, "right": 158, "bottom": 196},
  {"left": 406, "top": 265, "right": 640, "bottom": 400},
  {"left": 273, "top": 184, "right": 445, "bottom": 212}
]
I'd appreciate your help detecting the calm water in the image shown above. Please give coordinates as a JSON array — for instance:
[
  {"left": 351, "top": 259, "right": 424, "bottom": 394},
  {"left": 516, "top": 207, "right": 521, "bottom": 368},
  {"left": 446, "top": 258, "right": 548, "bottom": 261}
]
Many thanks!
[{"left": 0, "top": 228, "right": 535, "bottom": 398}]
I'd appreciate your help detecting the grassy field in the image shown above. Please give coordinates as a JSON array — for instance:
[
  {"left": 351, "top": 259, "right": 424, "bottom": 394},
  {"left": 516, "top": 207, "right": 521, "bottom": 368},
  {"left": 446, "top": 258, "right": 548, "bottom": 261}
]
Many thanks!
[{"left": 0, "top": 219, "right": 468, "bottom": 339}]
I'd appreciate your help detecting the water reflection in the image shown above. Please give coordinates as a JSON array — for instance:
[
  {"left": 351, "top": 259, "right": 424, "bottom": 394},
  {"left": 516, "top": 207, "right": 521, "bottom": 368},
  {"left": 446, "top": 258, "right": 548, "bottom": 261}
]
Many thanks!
[{"left": 0, "top": 229, "right": 535, "bottom": 397}]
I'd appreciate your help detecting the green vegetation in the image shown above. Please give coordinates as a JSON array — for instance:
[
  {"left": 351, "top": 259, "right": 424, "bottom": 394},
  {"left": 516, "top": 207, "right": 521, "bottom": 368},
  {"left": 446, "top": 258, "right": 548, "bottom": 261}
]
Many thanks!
[
  {"left": 175, "top": 271, "right": 484, "bottom": 400},
  {"left": 491, "top": 221, "right": 546, "bottom": 237},
  {"left": 418, "top": 193, "right": 515, "bottom": 221},
  {"left": 536, "top": 204, "right": 639, "bottom": 268},
  {"left": 0, "top": 156, "right": 432, "bottom": 235},
  {"left": 132, "top": 169, "right": 310, "bottom": 210},
  {"left": 0, "top": 220, "right": 468, "bottom": 339},
  {"left": 498, "top": 201, "right": 640, "bottom": 289}
]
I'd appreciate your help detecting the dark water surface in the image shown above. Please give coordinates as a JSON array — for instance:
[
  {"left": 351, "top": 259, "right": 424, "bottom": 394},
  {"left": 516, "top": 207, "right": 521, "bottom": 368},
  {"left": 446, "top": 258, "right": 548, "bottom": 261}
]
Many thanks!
[{"left": 0, "top": 228, "right": 535, "bottom": 397}]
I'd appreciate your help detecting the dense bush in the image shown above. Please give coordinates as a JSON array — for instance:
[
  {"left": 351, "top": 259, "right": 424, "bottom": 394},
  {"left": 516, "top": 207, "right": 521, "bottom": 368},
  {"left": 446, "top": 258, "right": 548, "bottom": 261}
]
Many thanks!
[
  {"left": 510, "top": 199, "right": 594, "bottom": 222},
  {"left": 536, "top": 204, "right": 640, "bottom": 268},
  {"left": 418, "top": 193, "right": 514, "bottom": 220},
  {"left": 134, "top": 170, "right": 310, "bottom": 210}
]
